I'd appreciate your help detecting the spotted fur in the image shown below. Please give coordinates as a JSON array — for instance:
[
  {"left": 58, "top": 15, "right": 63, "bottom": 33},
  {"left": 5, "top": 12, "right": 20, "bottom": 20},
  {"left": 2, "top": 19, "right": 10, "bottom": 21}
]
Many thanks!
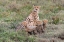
[{"left": 25, "top": 5, "right": 40, "bottom": 23}]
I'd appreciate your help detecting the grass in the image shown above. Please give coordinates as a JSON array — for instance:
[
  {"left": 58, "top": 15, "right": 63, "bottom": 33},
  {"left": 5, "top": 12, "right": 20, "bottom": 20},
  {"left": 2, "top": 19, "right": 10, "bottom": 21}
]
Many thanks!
[{"left": 0, "top": 0, "right": 64, "bottom": 42}]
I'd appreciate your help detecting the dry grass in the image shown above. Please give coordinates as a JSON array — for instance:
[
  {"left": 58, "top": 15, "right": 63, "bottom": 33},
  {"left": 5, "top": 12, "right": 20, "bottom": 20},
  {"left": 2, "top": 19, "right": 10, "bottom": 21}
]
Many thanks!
[{"left": 0, "top": 0, "right": 64, "bottom": 42}]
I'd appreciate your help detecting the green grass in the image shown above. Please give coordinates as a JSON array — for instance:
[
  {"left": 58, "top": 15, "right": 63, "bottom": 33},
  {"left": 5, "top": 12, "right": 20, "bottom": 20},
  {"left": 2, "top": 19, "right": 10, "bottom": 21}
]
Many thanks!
[{"left": 0, "top": 0, "right": 64, "bottom": 42}]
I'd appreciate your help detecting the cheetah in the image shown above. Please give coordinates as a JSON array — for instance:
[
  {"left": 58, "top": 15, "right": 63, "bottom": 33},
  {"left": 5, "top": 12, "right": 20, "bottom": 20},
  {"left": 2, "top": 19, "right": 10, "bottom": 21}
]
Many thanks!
[
  {"left": 34, "top": 19, "right": 48, "bottom": 34},
  {"left": 25, "top": 5, "right": 41, "bottom": 23},
  {"left": 43, "top": 19, "right": 48, "bottom": 30},
  {"left": 16, "top": 5, "right": 41, "bottom": 35}
]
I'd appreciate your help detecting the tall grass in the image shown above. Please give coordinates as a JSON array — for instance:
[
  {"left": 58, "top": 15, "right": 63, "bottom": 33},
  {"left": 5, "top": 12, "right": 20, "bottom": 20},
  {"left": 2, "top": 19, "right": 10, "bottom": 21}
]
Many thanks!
[{"left": 0, "top": 0, "right": 64, "bottom": 42}]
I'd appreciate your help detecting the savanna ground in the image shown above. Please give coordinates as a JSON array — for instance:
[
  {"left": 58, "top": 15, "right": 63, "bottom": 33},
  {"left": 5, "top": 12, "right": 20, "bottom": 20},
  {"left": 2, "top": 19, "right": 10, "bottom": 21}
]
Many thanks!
[{"left": 0, "top": 0, "right": 64, "bottom": 42}]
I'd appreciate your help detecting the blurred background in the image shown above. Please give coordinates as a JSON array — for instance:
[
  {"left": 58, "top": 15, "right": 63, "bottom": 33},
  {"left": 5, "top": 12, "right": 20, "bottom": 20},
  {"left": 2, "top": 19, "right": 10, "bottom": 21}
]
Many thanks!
[{"left": 0, "top": 0, "right": 64, "bottom": 42}]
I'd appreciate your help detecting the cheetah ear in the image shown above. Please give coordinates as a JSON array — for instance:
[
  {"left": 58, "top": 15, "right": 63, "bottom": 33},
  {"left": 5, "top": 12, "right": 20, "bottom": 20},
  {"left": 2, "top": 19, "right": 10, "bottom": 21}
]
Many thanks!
[{"left": 33, "top": 5, "right": 36, "bottom": 7}]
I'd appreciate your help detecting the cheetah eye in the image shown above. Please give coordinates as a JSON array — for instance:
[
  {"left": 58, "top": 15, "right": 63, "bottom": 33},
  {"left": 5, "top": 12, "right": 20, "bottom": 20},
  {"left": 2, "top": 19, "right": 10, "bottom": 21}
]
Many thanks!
[
  {"left": 37, "top": 7, "right": 38, "bottom": 8},
  {"left": 36, "top": 9, "right": 37, "bottom": 10}
]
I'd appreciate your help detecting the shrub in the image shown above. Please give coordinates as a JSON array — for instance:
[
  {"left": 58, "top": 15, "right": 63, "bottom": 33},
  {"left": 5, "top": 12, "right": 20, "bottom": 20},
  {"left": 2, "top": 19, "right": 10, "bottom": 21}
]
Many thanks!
[{"left": 52, "top": 16, "right": 60, "bottom": 24}]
